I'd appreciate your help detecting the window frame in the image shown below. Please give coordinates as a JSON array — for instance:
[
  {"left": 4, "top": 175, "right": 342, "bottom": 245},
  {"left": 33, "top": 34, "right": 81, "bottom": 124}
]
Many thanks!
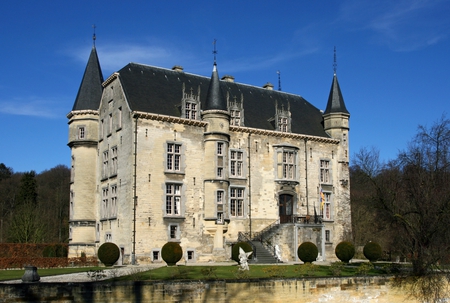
[
  {"left": 320, "top": 159, "right": 331, "bottom": 184},
  {"left": 275, "top": 146, "right": 298, "bottom": 181},
  {"left": 321, "top": 191, "right": 332, "bottom": 221},
  {"left": 165, "top": 142, "right": 184, "bottom": 173},
  {"left": 229, "top": 187, "right": 245, "bottom": 218},
  {"left": 230, "top": 149, "right": 245, "bottom": 178},
  {"left": 168, "top": 223, "right": 180, "bottom": 241},
  {"left": 77, "top": 126, "right": 86, "bottom": 139},
  {"left": 164, "top": 183, "right": 184, "bottom": 218}
]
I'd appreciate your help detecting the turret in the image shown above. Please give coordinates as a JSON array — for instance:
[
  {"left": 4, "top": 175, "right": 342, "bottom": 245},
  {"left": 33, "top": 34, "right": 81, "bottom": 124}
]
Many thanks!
[
  {"left": 67, "top": 42, "right": 104, "bottom": 258},
  {"left": 202, "top": 61, "right": 230, "bottom": 260},
  {"left": 323, "top": 72, "right": 350, "bottom": 158}
]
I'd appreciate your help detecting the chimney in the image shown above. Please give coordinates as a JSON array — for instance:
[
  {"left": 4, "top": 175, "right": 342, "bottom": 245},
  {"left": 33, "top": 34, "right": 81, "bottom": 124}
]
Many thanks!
[
  {"left": 172, "top": 65, "right": 184, "bottom": 72},
  {"left": 263, "top": 82, "right": 274, "bottom": 90},
  {"left": 221, "top": 75, "right": 235, "bottom": 82}
]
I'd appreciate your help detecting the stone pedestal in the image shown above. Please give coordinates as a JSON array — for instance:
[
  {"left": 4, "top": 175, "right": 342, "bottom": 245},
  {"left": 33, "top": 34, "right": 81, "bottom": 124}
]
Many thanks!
[{"left": 22, "top": 266, "right": 40, "bottom": 283}]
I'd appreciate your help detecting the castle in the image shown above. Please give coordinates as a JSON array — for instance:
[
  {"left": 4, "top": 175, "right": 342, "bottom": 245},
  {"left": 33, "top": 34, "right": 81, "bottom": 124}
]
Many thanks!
[{"left": 67, "top": 41, "right": 351, "bottom": 264}]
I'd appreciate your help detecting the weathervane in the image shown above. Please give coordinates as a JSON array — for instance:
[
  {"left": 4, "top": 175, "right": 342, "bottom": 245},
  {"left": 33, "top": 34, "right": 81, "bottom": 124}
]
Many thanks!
[
  {"left": 333, "top": 46, "right": 337, "bottom": 74},
  {"left": 213, "top": 39, "right": 218, "bottom": 64},
  {"left": 92, "top": 24, "right": 96, "bottom": 47},
  {"left": 277, "top": 70, "right": 282, "bottom": 91}
]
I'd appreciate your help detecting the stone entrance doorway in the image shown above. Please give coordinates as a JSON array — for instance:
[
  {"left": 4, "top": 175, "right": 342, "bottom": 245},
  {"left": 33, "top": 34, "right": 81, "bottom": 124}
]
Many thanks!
[{"left": 279, "top": 194, "right": 293, "bottom": 223}]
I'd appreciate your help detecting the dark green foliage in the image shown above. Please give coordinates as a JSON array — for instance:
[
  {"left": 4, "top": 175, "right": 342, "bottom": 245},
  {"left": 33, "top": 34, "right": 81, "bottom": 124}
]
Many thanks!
[
  {"left": 97, "top": 242, "right": 120, "bottom": 266},
  {"left": 335, "top": 241, "right": 355, "bottom": 263},
  {"left": 297, "top": 242, "right": 319, "bottom": 263},
  {"left": 363, "top": 242, "right": 382, "bottom": 262},
  {"left": 231, "top": 242, "right": 253, "bottom": 264},
  {"left": 161, "top": 242, "right": 183, "bottom": 266},
  {"left": 43, "top": 244, "right": 68, "bottom": 258},
  {"left": 17, "top": 171, "right": 37, "bottom": 205}
]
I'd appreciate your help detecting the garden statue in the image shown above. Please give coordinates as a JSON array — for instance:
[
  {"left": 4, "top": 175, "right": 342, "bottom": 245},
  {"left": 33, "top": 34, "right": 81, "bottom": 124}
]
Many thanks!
[
  {"left": 275, "top": 244, "right": 281, "bottom": 261},
  {"left": 239, "top": 247, "right": 252, "bottom": 270}
]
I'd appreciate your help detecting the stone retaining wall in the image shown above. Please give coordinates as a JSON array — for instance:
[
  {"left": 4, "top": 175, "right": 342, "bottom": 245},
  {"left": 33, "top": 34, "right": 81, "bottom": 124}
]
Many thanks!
[{"left": 0, "top": 276, "right": 412, "bottom": 303}]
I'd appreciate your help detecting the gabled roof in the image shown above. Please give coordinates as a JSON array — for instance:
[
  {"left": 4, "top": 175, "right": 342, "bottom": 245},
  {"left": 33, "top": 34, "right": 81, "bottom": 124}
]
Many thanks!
[
  {"left": 324, "top": 73, "right": 349, "bottom": 115},
  {"left": 117, "top": 63, "right": 330, "bottom": 138},
  {"left": 72, "top": 46, "right": 104, "bottom": 111}
]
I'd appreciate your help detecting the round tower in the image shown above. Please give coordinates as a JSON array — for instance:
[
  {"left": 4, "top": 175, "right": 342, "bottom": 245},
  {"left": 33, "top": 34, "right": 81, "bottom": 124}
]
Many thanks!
[
  {"left": 67, "top": 44, "right": 104, "bottom": 258},
  {"left": 202, "top": 62, "right": 230, "bottom": 260}
]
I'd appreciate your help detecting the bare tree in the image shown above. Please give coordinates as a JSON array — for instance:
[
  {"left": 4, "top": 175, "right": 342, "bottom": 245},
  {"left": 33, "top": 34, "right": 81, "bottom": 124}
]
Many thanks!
[{"left": 352, "top": 115, "right": 450, "bottom": 302}]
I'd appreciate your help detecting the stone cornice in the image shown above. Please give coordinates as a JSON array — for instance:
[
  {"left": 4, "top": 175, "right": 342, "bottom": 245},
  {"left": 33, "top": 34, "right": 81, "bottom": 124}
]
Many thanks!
[
  {"left": 103, "top": 72, "right": 119, "bottom": 87},
  {"left": 67, "top": 110, "right": 99, "bottom": 119},
  {"left": 132, "top": 111, "right": 339, "bottom": 144},
  {"left": 132, "top": 111, "right": 208, "bottom": 127},
  {"left": 68, "top": 140, "right": 98, "bottom": 148},
  {"left": 201, "top": 109, "right": 230, "bottom": 116},
  {"left": 230, "top": 125, "right": 340, "bottom": 144}
]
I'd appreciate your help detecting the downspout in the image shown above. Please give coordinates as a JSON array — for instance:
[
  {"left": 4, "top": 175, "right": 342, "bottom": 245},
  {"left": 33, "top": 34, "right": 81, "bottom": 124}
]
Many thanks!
[
  {"left": 304, "top": 138, "right": 309, "bottom": 216},
  {"left": 248, "top": 133, "right": 252, "bottom": 238},
  {"left": 131, "top": 116, "right": 138, "bottom": 265}
]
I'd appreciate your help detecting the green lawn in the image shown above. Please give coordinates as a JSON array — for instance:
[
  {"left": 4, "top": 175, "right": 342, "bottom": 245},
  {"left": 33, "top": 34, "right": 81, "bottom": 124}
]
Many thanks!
[
  {"left": 112, "top": 263, "right": 388, "bottom": 282},
  {"left": 0, "top": 263, "right": 392, "bottom": 282},
  {"left": 0, "top": 267, "right": 104, "bottom": 281}
]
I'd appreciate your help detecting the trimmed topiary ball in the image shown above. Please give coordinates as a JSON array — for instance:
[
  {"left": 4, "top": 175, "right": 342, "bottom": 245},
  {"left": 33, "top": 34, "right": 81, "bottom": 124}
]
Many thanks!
[
  {"left": 335, "top": 241, "right": 355, "bottom": 263},
  {"left": 297, "top": 242, "right": 319, "bottom": 263},
  {"left": 98, "top": 242, "right": 120, "bottom": 266},
  {"left": 161, "top": 242, "right": 183, "bottom": 266},
  {"left": 232, "top": 242, "right": 253, "bottom": 264},
  {"left": 363, "top": 242, "right": 383, "bottom": 262}
]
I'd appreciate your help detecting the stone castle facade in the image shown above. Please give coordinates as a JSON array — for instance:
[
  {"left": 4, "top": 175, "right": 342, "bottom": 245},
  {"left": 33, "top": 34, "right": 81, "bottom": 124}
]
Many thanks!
[{"left": 67, "top": 43, "right": 351, "bottom": 264}]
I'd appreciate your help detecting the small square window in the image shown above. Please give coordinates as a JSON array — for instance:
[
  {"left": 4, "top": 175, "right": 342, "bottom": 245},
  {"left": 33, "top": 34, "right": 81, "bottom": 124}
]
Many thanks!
[
  {"left": 187, "top": 250, "right": 194, "bottom": 260},
  {"left": 152, "top": 250, "right": 160, "bottom": 261},
  {"left": 170, "top": 225, "right": 178, "bottom": 239}
]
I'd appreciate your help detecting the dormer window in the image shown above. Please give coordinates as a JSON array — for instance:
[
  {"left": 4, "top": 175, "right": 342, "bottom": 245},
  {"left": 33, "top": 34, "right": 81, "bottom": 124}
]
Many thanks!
[
  {"left": 181, "top": 83, "right": 201, "bottom": 120},
  {"left": 185, "top": 101, "right": 197, "bottom": 119},
  {"left": 228, "top": 93, "right": 244, "bottom": 126},
  {"left": 275, "top": 101, "right": 291, "bottom": 132},
  {"left": 278, "top": 117, "right": 288, "bottom": 132}
]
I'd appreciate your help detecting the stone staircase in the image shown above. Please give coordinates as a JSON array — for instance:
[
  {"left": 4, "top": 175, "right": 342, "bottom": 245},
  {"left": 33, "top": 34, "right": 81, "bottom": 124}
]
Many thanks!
[{"left": 250, "top": 240, "right": 281, "bottom": 264}]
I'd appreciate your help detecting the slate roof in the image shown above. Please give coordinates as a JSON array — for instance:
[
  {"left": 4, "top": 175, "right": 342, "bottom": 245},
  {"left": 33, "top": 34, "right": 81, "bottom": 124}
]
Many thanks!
[
  {"left": 72, "top": 46, "right": 104, "bottom": 111},
  {"left": 324, "top": 73, "right": 349, "bottom": 115},
  {"left": 204, "top": 63, "right": 227, "bottom": 111},
  {"left": 118, "top": 62, "right": 331, "bottom": 138}
]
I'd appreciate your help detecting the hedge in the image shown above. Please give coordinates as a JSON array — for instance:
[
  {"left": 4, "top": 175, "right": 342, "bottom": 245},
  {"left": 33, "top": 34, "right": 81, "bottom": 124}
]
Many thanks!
[{"left": 0, "top": 257, "right": 98, "bottom": 269}]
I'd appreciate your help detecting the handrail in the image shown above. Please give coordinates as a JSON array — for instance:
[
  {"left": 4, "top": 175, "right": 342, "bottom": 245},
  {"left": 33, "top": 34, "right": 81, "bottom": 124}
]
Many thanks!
[
  {"left": 238, "top": 232, "right": 257, "bottom": 259},
  {"left": 252, "top": 219, "right": 280, "bottom": 241}
]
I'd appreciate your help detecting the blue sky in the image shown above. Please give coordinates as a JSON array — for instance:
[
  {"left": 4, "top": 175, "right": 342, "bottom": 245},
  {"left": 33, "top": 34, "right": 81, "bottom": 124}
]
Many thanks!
[{"left": 1, "top": 0, "right": 449, "bottom": 173}]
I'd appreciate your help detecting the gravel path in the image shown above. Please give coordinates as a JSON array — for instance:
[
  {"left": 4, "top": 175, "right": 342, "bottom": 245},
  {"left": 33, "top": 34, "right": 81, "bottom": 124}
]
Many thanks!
[{"left": 1, "top": 265, "right": 161, "bottom": 284}]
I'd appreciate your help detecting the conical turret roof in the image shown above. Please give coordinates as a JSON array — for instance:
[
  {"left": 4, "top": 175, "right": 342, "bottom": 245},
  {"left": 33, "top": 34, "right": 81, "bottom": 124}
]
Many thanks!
[
  {"left": 72, "top": 46, "right": 104, "bottom": 111},
  {"left": 204, "top": 63, "right": 226, "bottom": 111},
  {"left": 324, "top": 73, "right": 349, "bottom": 115}
]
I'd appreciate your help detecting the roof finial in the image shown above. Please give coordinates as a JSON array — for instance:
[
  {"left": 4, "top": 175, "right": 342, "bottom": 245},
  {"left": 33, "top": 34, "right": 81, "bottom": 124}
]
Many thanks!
[
  {"left": 92, "top": 24, "right": 97, "bottom": 47},
  {"left": 277, "top": 70, "right": 282, "bottom": 91},
  {"left": 212, "top": 39, "right": 217, "bottom": 65},
  {"left": 333, "top": 46, "right": 337, "bottom": 75}
]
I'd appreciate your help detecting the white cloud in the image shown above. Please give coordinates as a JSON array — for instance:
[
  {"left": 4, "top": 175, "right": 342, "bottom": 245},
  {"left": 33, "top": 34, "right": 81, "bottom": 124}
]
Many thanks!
[
  {"left": 0, "top": 97, "right": 66, "bottom": 119},
  {"left": 339, "top": 0, "right": 450, "bottom": 51}
]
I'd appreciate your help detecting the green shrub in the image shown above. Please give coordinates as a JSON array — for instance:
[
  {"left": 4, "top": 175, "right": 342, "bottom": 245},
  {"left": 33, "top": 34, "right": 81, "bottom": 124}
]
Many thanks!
[
  {"left": 161, "top": 242, "right": 183, "bottom": 266},
  {"left": 43, "top": 246, "right": 56, "bottom": 257},
  {"left": 97, "top": 242, "right": 120, "bottom": 266},
  {"left": 42, "top": 244, "right": 68, "bottom": 258},
  {"left": 232, "top": 242, "right": 253, "bottom": 264},
  {"left": 330, "top": 261, "right": 345, "bottom": 276},
  {"left": 335, "top": 241, "right": 355, "bottom": 263},
  {"left": 297, "top": 242, "right": 318, "bottom": 263},
  {"left": 356, "top": 262, "right": 374, "bottom": 275},
  {"left": 363, "top": 242, "right": 382, "bottom": 262},
  {"left": 296, "top": 262, "right": 317, "bottom": 276}
]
